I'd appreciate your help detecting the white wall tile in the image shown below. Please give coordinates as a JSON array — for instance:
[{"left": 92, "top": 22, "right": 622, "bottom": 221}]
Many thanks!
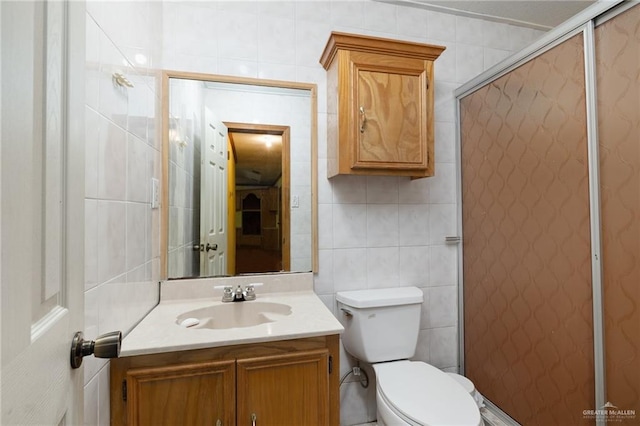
[
  {"left": 429, "top": 245, "right": 457, "bottom": 286},
  {"left": 429, "top": 326, "right": 458, "bottom": 368},
  {"left": 295, "top": 1, "right": 330, "bottom": 23},
  {"left": 366, "top": 176, "right": 399, "bottom": 204},
  {"left": 258, "top": 62, "right": 297, "bottom": 82},
  {"left": 318, "top": 203, "right": 333, "bottom": 249},
  {"left": 418, "top": 286, "right": 431, "bottom": 330},
  {"left": 366, "top": 204, "right": 398, "bottom": 247},
  {"left": 434, "top": 43, "right": 456, "bottom": 84},
  {"left": 413, "top": 329, "right": 431, "bottom": 363},
  {"left": 84, "top": 287, "right": 107, "bottom": 385},
  {"left": 340, "top": 381, "right": 373, "bottom": 426},
  {"left": 398, "top": 204, "right": 430, "bottom": 246},
  {"left": 398, "top": 246, "right": 430, "bottom": 286},
  {"left": 84, "top": 374, "right": 99, "bottom": 426},
  {"left": 333, "top": 248, "right": 367, "bottom": 292},
  {"left": 428, "top": 285, "right": 458, "bottom": 328},
  {"left": 295, "top": 19, "right": 332, "bottom": 68},
  {"left": 456, "top": 15, "right": 484, "bottom": 46},
  {"left": 456, "top": 43, "right": 485, "bottom": 83},
  {"left": 97, "top": 201, "right": 127, "bottom": 283},
  {"left": 426, "top": 10, "right": 456, "bottom": 43},
  {"left": 366, "top": 247, "right": 399, "bottom": 289},
  {"left": 427, "top": 162, "right": 456, "bottom": 204},
  {"left": 98, "top": 120, "right": 127, "bottom": 201},
  {"left": 332, "top": 175, "right": 367, "bottom": 204},
  {"left": 127, "top": 135, "right": 148, "bottom": 203},
  {"left": 398, "top": 176, "right": 430, "bottom": 204},
  {"left": 217, "top": 11, "right": 258, "bottom": 61},
  {"left": 363, "top": 1, "right": 397, "bottom": 34},
  {"left": 333, "top": 204, "right": 367, "bottom": 248},
  {"left": 482, "top": 21, "right": 514, "bottom": 50},
  {"left": 428, "top": 203, "right": 457, "bottom": 245},
  {"left": 397, "top": 5, "right": 428, "bottom": 38},
  {"left": 98, "top": 364, "right": 111, "bottom": 426},
  {"left": 484, "top": 47, "right": 511, "bottom": 69},
  {"left": 259, "top": 17, "right": 296, "bottom": 65},
  {"left": 434, "top": 121, "right": 456, "bottom": 163},
  {"left": 330, "top": 1, "right": 364, "bottom": 29},
  {"left": 217, "top": 58, "right": 259, "bottom": 78},
  {"left": 256, "top": 1, "right": 295, "bottom": 20},
  {"left": 86, "top": 15, "right": 101, "bottom": 111},
  {"left": 85, "top": 200, "right": 99, "bottom": 290},
  {"left": 126, "top": 202, "right": 147, "bottom": 270}
]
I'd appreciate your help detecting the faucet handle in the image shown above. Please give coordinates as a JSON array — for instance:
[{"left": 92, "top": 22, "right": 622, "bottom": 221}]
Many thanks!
[
  {"left": 214, "top": 285, "right": 234, "bottom": 302},
  {"left": 244, "top": 283, "right": 262, "bottom": 301}
]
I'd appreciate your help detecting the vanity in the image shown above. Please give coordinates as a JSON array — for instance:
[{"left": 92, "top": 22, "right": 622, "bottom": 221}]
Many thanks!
[{"left": 110, "top": 274, "right": 343, "bottom": 426}]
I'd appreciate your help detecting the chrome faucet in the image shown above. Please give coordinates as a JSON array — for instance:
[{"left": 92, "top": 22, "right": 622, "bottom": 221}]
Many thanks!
[{"left": 217, "top": 284, "right": 261, "bottom": 302}]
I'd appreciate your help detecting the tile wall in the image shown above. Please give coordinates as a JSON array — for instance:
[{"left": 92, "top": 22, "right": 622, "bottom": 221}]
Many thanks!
[
  {"left": 83, "top": 1, "right": 543, "bottom": 424},
  {"left": 83, "top": 1, "right": 163, "bottom": 424}
]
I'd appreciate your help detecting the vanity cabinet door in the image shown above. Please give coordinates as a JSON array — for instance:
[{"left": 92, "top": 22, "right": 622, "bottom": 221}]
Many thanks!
[
  {"left": 125, "top": 360, "right": 235, "bottom": 426},
  {"left": 236, "top": 349, "right": 330, "bottom": 426}
]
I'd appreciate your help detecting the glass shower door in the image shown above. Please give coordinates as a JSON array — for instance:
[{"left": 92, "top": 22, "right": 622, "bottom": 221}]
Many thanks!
[
  {"left": 596, "top": 5, "right": 640, "bottom": 420},
  {"left": 460, "top": 33, "right": 595, "bottom": 425}
]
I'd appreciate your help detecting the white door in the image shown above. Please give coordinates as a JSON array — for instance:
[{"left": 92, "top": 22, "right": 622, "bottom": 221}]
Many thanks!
[
  {"left": 1, "top": 1, "right": 85, "bottom": 424},
  {"left": 200, "top": 108, "right": 228, "bottom": 276}
]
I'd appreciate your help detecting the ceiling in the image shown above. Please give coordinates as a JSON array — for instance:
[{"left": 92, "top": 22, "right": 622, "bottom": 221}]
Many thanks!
[
  {"left": 229, "top": 132, "right": 283, "bottom": 187},
  {"left": 389, "top": 0, "right": 596, "bottom": 29}
]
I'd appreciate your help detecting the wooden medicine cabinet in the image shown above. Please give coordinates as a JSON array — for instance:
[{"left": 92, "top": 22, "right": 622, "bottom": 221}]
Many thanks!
[{"left": 320, "top": 32, "right": 445, "bottom": 178}]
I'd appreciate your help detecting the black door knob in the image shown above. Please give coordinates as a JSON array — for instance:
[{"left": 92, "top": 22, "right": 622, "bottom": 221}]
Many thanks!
[
  {"left": 206, "top": 243, "right": 218, "bottom": 252},
  {"left": 70, "top": 330, "right": 121, "bottom": 369}
]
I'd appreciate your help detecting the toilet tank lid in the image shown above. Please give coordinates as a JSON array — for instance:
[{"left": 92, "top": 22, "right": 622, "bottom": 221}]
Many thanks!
[{"left": 336, "top": 287, "right": 423, "bottom": 308}]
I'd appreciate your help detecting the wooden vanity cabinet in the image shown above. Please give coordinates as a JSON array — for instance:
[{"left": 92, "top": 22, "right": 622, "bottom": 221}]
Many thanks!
[
  {"left": 110, "top": 335, "right": 339, "bottom": 426},
  {"left": 320, "top": 32, "right": 445, "bottom": 178}
]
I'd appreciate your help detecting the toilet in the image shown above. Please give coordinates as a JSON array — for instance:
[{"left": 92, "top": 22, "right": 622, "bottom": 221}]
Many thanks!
[{"left": 336, "top": 287, "right": 482, "bottom": 426}]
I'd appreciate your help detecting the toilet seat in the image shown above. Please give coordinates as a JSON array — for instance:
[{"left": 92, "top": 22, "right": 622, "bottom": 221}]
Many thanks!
[{"left": 373, "top": 361, "right": 482, "bottom": 426}]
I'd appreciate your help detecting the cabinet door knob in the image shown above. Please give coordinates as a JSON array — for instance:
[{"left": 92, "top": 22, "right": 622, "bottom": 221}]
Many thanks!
[
  {"left": 359, "top": 106, "right": 367, "bottom": 133},
  {"left": 251, "top": 413, "right": 257, "bottom": 426}
]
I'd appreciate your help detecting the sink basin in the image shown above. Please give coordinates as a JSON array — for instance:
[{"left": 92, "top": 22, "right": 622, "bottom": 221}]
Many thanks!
[{"left": 176, "top": 302, "right": 293, "bottom": 330}]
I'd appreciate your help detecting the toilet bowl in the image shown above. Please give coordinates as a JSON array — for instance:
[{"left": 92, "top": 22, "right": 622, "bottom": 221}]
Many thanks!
[
  {"left": 447, "top": 372, "right": 485, "bottom": 409},
  {"left": 336, "top": 287, "right": 482, "bottom": 426},
  {"left": 374, "top": 361, "right": 481, "bottom": 426}
]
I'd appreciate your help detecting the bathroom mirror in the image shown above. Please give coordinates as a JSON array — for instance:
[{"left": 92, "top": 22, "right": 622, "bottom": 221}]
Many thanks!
[{"left": 161, "top": 71, "right": 318, "bottom": 279}]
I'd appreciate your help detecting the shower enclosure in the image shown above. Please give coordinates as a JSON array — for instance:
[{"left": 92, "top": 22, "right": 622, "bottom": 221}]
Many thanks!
[{"left": 457, "top": 2, "right": 639, "bottom": 424}]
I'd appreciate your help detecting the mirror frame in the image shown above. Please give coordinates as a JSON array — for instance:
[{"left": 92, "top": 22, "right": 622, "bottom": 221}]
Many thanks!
[{"left": 160, "top": 70, "right": 318, "bottom": 279}]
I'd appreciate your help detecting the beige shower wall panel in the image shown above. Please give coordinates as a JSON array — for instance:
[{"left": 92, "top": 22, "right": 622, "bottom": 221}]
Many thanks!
[
  {"left": 461, "top": 33, "right": 594, "bottom": 425},
  {"left": 596, "top": 4, "right": 640, "bottom": 419}
]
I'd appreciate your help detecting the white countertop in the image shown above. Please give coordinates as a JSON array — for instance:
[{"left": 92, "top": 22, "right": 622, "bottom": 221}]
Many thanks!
[{"left": 120, "top": 274, "right": 343, "bottom": 357}]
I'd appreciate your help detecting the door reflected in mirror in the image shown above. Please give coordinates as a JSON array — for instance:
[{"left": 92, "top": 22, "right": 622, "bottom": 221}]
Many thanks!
[{"left": 162, "top": 73, "right": 317, "bottom": 279}]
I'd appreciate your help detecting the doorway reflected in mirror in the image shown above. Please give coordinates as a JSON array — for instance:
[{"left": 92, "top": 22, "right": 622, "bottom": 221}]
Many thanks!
[{"left": 162, "top": 72, "right": 317, "bottom": 280}]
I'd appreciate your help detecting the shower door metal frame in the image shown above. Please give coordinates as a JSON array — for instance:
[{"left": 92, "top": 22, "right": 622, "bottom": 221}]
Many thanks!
[{"left": 454, "top": 1, "right": 635, "bottom": 424}]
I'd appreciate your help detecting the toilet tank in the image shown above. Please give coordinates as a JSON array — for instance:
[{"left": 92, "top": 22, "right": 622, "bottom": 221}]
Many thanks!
[{"left": 336, "top": 287, "right": 423, "bottom": 363}]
